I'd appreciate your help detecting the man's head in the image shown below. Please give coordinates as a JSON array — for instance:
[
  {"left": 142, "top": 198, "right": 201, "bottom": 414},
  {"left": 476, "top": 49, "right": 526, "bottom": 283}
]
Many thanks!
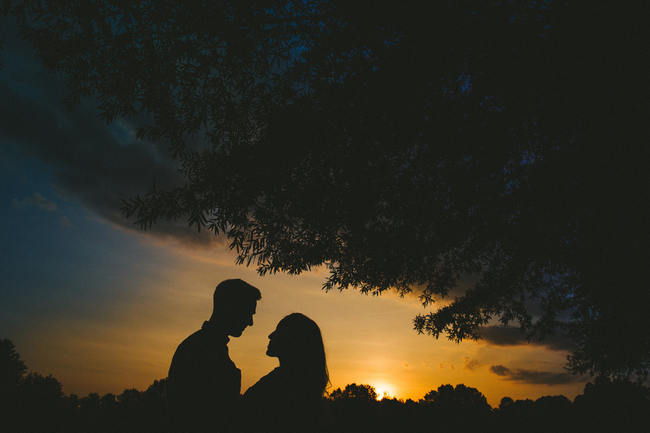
[{"left": 209, "top": 279, "right": 261, "bottom": 337}]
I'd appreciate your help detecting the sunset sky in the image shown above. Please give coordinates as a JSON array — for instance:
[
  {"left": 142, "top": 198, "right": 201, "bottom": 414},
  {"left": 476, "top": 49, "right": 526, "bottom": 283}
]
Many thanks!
[{"left": 0, "top": 17, "right": 588, "bottom": 407}]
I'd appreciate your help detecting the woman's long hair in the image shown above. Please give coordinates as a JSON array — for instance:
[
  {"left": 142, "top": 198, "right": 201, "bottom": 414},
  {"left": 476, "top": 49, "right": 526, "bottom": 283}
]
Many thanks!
[{"left": 277, "top": 313, "right": 329, "bottom": 397}]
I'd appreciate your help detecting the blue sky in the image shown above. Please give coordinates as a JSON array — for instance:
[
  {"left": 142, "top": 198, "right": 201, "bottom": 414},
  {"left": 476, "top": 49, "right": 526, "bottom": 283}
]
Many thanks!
[{"left": 0, "top": 143, "right": 177, "bottom": 354}]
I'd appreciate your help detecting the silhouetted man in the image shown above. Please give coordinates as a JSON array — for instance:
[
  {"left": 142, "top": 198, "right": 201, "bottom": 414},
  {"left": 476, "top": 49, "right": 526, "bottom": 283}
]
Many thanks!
[{"left": 167, "top": 279, "right": 261, "bottom": 433}]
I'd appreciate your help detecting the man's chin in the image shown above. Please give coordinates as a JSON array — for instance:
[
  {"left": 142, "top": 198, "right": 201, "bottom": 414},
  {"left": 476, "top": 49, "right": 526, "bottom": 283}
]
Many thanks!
[{"left": 229, "top": 328, "right": 245, "bottom": 337}]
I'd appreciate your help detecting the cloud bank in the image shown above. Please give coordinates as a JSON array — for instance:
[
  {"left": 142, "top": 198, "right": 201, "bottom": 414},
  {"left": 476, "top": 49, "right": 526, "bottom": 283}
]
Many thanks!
[
  {"left": 479, "top": 326, "right": 574, "bottom": 352},
  {"left": 489, "top": 364, "right": 584, "bottom": 386},
  {"left": 1, "top": 18, "right": 216, "bottom": 246}
]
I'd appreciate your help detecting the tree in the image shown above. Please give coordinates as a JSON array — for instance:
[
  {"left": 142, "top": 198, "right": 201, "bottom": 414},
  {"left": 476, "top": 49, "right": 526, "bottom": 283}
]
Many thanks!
[
  {"left": 1, "top": 338, "right": 27, "bottom": 390},
  {"left": 572, "top": 377, "right": 650, "bottom": 433},
  {"left": 17, "top": 372, "right": 65, "bottom": 431},
  {"left": 0, "top": 339, "right": 28, "bottom": 431},
  {"left": 493, "top": 396, "right": 568, "bottom": 433},
  {"left": 143, "top": 379, "right": 169, "bottom": 431},
  {"left": 421, "top": 384, "right": 491, "bottom": 431},
  {"left": 421, "top": 384, "right": 490, "bottom": 414},
  {"left": 498, "top": 397, "right": 514, "bottom": 410},
  {"left": 328, "top": 383, "right": 377, "bottom": 402},
  {"left": 328, "top": 384, "right": 379, "bottom": 431},
  {"left": 6, "top": 1, "right": 649, "bottom": 377}
]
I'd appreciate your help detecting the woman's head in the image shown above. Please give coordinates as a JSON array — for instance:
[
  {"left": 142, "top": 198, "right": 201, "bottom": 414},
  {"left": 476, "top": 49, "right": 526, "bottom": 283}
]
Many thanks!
[{"left": 266, "top": 313, "right": 329, "bottom": 395}]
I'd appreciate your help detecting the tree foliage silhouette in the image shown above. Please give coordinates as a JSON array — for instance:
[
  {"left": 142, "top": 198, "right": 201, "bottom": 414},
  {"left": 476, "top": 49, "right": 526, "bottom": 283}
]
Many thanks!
[
  {"left": 5, "top": 1, "right": 650, "bottom": 377},
  {"left": 329, "top": 383, "right": 378, "bottom": 402},
  {"left": 1, "top": 338, "right": 26, "bottom": 390},
  {"left": 421, "top": 384, "right": 490, "bottom": 413},
  {"left": 1, "top": 340, "right": 650, "bottom": 433},
  {"left": 1, "top": 339, "right": 28, "bottom": 426},
  {"left": 421, "top": 384, "right": 491, "bottom": 430}
]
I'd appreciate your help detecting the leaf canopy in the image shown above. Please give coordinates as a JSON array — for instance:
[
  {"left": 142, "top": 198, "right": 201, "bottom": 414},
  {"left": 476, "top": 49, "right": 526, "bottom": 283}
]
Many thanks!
[{"left": 7, "top": 0, "right": 649, "bottom": 377}]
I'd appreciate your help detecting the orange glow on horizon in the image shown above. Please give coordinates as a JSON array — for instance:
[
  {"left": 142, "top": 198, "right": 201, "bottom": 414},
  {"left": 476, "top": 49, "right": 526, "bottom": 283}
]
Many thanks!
[
  {"left": 372, "top": 382, "right": 395, "bottom": 401},
  {"left": 11, "top": 221, "right": 589, "bottom": 407}
]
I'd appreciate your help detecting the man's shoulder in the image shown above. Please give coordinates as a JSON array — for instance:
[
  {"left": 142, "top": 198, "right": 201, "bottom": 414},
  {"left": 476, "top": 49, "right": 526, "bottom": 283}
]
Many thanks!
[
  {"left": 170, "top": 325, "right": 230, "bottom": 367},
  {"left": 177, "top": 328, "right": 205, "bottom": 350},
  {"left": 169, "top": 328, "right": 208, "bottom": 372}
]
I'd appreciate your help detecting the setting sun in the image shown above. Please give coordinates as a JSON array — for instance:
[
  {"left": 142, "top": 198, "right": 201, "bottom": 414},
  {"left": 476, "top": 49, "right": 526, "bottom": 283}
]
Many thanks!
[{"left": 373, "top": 383, "right": 395, "bottom": 400}]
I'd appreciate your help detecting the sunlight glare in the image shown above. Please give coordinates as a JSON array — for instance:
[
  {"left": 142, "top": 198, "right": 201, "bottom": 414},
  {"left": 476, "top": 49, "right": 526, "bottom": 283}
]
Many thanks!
[{"left": 373, "top": 382, "right": 394, "bottom": 401}]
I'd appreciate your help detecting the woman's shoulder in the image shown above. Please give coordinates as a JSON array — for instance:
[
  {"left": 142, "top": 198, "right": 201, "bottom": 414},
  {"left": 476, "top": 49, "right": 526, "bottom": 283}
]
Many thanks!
[{"left": 243, "top": 367, "right": 282, "bottom": 399}]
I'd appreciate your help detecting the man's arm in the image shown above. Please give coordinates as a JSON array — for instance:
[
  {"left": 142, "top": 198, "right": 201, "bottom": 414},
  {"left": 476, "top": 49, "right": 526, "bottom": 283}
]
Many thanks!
[{"left": 167, "top": 345, "right": 203, "bottom": 431}]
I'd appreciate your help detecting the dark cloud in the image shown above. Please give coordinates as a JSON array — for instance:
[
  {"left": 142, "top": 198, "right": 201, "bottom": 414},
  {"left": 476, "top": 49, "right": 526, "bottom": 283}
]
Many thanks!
[
  {"left": 0, "top": 18, "right": 217, "bottom": 246},
  {"left": 479, "top": 325, "right": 574, "bottom": 352},
  {"left": 490, "top": 365, "right": 510, "bottom": 376},
  {"left": 489, "top": 364, "right": 584, "bottom": 386},
  {"left": 463, "top": 357, "right": 482, "bottom": 371}
]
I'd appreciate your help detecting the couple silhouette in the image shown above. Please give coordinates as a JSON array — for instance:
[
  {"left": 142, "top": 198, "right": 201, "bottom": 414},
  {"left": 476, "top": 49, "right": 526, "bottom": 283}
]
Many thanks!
[{"left": 167, "top": 279, "right": 329, "bottom": 433}]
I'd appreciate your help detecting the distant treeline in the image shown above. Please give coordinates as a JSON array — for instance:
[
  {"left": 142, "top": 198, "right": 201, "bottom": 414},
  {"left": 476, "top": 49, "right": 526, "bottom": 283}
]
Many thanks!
[{"left": 2, "top": 339, "right": 648, "bottom": 432}]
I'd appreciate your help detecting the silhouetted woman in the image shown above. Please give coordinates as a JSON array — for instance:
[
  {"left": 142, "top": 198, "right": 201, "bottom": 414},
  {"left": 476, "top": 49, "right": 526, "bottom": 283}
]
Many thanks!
[{"left": 242, "top": 313, "right": 330, "bottom": 432}]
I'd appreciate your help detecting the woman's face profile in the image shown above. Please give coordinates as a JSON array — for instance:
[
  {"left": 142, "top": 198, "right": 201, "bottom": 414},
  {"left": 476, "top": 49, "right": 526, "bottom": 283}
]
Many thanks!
[{"left": 266, "top": 321, "right": 288, "bottom": 357}]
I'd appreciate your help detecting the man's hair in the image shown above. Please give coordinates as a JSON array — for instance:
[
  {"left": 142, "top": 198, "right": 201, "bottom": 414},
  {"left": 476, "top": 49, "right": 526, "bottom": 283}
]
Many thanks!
[{"left": 212, "top": 279, "right": 261, "bottom": 312}]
